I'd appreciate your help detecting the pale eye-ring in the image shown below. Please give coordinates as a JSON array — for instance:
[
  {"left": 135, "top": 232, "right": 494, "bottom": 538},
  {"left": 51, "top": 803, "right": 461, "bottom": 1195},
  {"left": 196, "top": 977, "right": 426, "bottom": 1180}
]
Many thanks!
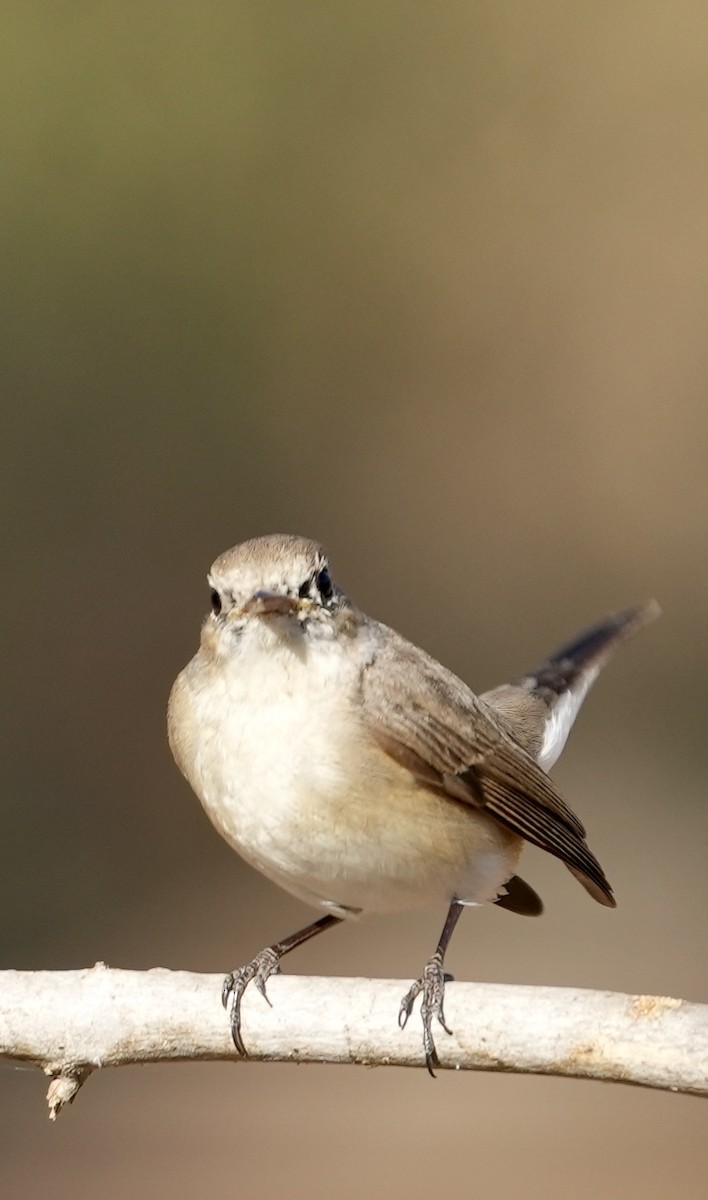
[{"left": 210, "top": 588, "right": 222, "bottom": 615}]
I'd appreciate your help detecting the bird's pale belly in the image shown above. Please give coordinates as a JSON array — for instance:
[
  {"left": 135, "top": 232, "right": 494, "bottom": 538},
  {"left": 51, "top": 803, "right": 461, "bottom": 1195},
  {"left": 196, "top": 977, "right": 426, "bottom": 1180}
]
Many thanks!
[{"left": 190, "top": 693, "right": 522, "bottom": 918}]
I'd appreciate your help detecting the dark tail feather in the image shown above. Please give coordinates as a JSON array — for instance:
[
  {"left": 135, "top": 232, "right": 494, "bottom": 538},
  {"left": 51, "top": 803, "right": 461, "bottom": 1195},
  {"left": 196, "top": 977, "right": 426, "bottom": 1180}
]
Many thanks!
[{"left": 521, "top": 600, "right": 661, "bottom": 698}]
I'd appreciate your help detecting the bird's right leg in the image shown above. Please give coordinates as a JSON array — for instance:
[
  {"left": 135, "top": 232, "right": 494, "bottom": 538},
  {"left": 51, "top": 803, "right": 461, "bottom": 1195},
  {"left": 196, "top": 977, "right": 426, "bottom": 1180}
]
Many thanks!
[{"left": 222, "top": 913, "right": 343, "bottom": 1055}]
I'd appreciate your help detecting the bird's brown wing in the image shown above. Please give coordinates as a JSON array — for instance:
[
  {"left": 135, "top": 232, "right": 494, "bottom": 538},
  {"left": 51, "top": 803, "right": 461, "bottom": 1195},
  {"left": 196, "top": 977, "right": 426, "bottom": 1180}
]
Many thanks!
[{"left": 361, "top": 627, "right": 615, "bottom": 907}]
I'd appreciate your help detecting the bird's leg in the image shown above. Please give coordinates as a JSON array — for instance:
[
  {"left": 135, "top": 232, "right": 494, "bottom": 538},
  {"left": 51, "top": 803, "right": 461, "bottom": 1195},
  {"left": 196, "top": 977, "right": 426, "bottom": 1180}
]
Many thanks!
[
  {"left": 222, "top": 913, "right": 343, "bottom": 1055},
  {"left": 399, "top": 901, "right": 464, "bottom": 1076}
]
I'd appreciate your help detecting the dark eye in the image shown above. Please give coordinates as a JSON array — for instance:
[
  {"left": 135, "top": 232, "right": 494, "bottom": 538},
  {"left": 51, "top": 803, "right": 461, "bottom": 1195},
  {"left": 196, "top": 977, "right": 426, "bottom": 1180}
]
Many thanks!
[
  {"left": 210, "top": 588, "right": 222, "bottom": 615},
  {"left": 298, "top": 579, "right": 311, "bottom": 599},
  {"left": 316, "top": 568, "right": 333, "bottom": 600}
]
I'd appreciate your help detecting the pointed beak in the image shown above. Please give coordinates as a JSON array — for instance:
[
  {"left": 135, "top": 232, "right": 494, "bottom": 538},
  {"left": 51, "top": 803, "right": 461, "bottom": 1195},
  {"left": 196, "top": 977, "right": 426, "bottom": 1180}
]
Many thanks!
[{"left": 237, "top": 590, "right": 302, "bottom": 618}]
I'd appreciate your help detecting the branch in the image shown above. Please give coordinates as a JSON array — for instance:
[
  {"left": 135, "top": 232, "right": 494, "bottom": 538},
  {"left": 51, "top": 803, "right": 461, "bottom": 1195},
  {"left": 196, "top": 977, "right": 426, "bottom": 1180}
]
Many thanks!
[{"left": 1, "top": 965, "right": 705, "bottom": 1117}]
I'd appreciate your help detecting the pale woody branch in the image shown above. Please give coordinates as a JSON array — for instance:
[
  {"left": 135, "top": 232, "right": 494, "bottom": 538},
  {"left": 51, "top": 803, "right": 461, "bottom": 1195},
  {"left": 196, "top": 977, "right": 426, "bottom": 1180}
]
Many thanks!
[{"left": 0, "top": 965, "right": 706, "bottom": 1117}]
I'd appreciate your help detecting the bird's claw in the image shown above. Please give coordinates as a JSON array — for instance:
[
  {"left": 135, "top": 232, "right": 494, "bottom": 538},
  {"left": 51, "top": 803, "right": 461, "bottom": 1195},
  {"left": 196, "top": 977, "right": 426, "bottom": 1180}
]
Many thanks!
[
  {"left": 221, "top": 947, "right": 282, "bottom": 1055},
  {"left": 399, "top": 955, "right": 454, "bottom": 1076}
]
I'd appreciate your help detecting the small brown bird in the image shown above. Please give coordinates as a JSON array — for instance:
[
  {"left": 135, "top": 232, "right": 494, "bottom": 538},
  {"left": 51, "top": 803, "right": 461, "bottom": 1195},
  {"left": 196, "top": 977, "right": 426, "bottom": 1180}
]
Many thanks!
[{"left": 168, "top": 534, "right": 659, "bottom": 1072}]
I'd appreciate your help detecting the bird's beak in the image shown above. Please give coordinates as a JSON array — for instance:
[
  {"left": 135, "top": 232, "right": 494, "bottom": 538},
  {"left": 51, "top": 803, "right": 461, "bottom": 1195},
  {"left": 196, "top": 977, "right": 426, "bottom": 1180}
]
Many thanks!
[{"left": 235, "top": 590, "right": 305, "bottom": 618}]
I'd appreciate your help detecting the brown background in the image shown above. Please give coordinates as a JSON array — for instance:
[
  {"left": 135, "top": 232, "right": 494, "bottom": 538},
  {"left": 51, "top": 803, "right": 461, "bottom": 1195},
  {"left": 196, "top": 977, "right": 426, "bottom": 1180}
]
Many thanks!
[{"left": 2, "top": 3, "right": 708, "bottom": 1196}]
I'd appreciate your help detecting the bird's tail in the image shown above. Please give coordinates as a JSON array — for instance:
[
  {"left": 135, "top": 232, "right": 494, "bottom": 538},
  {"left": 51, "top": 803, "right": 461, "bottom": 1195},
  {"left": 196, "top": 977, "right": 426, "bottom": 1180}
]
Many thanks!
[{"left": 482, "top": 600, "right": 660, "bottom": 772}]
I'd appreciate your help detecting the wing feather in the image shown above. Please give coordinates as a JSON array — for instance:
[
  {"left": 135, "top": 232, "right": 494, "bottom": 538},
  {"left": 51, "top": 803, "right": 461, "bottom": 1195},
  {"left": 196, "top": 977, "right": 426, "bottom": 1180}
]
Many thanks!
[{"left": 362, "top": 626, "right": 615, "bottom": 907}]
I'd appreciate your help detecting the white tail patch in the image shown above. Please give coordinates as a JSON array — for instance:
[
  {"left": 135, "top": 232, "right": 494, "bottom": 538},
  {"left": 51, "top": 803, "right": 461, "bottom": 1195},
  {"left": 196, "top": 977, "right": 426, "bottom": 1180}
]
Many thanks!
[{"left": 537, "top": 666, "right": 600, "bottom": 771}]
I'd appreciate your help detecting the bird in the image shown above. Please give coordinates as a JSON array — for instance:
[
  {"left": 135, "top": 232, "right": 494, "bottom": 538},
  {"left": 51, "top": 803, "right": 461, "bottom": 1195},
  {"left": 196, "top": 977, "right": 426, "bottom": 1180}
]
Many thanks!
[{"left": 168, "top": 533, "right": 659, "bottom": 1073}]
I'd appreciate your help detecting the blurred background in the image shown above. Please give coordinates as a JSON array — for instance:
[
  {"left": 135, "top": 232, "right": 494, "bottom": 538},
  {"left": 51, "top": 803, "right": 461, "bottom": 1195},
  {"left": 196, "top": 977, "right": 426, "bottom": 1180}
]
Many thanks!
[{"left": 2, "top": 2, "right": 708, "bottom": 1196}]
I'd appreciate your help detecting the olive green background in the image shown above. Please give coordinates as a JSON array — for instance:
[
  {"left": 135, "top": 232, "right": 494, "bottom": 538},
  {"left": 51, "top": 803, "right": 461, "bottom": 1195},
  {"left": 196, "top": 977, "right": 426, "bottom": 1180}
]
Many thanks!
[{"left": 2, "top": 3, "right": 708, "bottom": 1197}]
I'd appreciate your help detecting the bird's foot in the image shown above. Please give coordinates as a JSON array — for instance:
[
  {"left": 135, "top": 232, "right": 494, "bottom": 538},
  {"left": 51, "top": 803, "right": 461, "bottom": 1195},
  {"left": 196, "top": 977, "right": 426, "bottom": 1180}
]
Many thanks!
[
  {"left": 222, "top": 947, "right": 282, "bottom": 1056},
  {"left": 221, "top": 914, "right": 342, "bottom": 1056},
  {"left": 398, "top": 954, "right": 454, "bottom": 1076}
]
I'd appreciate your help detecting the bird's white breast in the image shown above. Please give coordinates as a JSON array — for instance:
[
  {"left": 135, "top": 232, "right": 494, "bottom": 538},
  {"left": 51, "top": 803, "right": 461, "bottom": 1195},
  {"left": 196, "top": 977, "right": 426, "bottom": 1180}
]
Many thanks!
[{"left": 170, "top": 621, "right": 520, "bottom": 916}]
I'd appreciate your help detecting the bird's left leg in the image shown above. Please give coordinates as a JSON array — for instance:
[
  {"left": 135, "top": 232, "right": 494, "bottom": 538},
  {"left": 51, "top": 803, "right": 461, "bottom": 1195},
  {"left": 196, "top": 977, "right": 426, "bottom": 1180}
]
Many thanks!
[{"left": 399, "top": 901, "right": 464, "bottom": 1076}]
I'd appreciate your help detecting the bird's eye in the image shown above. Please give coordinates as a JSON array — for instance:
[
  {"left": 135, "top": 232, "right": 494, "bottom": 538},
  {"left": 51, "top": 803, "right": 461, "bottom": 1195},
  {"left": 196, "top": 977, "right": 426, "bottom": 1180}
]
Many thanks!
[
  {"left": 210, "top": 588, "right": 222, "bottom": 615},
  {"left": 316, "top": 568, "right": 333, "bottom": 600},
  {"left": 298, "top": 579, "right": 311, "bottom": 599}
]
